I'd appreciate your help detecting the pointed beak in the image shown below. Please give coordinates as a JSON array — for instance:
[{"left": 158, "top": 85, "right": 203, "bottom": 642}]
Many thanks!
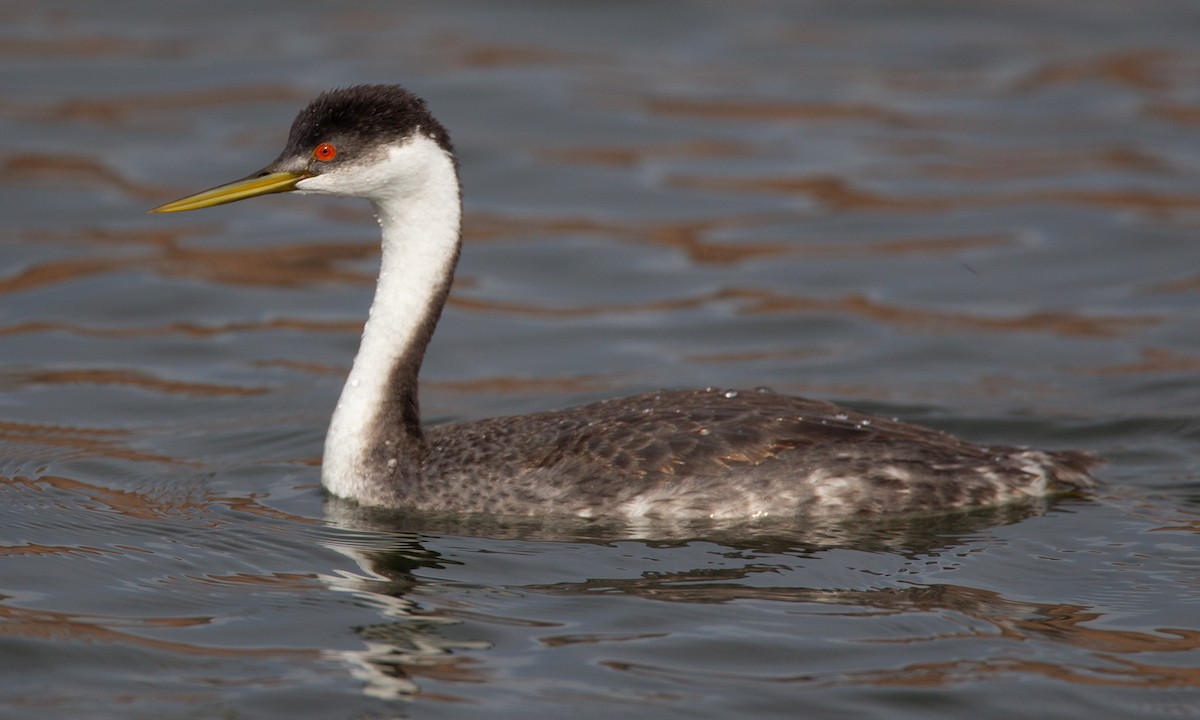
[{"left": 148, "top": 169, "right": 311, "bottom": 213}]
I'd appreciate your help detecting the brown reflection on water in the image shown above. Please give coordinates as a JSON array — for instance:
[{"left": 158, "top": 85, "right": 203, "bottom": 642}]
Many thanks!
[
  {"left": 0, "top": 601, "right": 314, "bottom": 660},
  {"left": 217, "top": 492, "right": 323, "bottom": 523},
  {"left": 713, "top": 231, "right": 1000, "bottom": 265},
  {"left": 563, "top": 572, "right": 1200, "bottom": 690},
  {"left": 863, "top": 588, "right": 1200, "bottom": 690},
  {"left": 451, "top": 287, "right": 1155, "bottom": 338},
  {"left": 150, "top": 239, "right": 375, "bottom": 288},
  {"left": 0, "top": 256, "right": 124, "bottom": 296},
  {"left": 844, "top": 585, "right": 1200, "bottom": 689},
  {"left": 544, "top": 139, "right": 753, "bottom": 168},
  {"left": 1016, "top": 50, "right": 1180, "bottom": 92},
  {"left": 466, "top": 211, "right": 804, "bottom": 264},
  {"left": 910, "top": 145, "right": 1169, "bottom": 182},
  {"left": 432, "top": 374, "right": 615, "bottom": 397},
  {"left": 452, "top": 43, "right": 586, "bottom": 69},
  {"left": 27, "top": 226, "right": 211, "bottom": 248},
  {"left": 467, "top": 211, "right": 1018, "bottom": 265},
  {"left": 4, "top": 473, "right": 317, "bottom": 526},
  {"left": 0, "top": 35, "right": 182, "bottom": 58},
  {"left": 670, "top": 174, "right": 953, "bottom": 212},
  {"left": 754, "top": 292, "right": 1153, "bottom": 338},
  {"left": 539, "top": 631, "right": 669, "bottom": 648},
  {"left": 23, "top": 85, "right": 307, "bottom": 126},
  {"left": 0, "top": 543, "right": 122, "bottom": 559},
  {"left": 644, "top": 98, "right": 910, "bottom": 125},
  {"left": 251, "top": 358, "right": 348, "bottom": 377},
  {"left": 4, "top": 231, "right": 376, "bottom": 295},
  {"left": 3, "top": 152, "right": 161, "bottom": 199},
  {"left": 464, "top": 212, "right": 632, "bottom": 244},
  {"left": 684, "top": 346, "right": 830, "bottom": 364},
  {"left": 4, "top": 474, "right": 206, "bottom": 520},
  {"left": 849, "top": 588, "right": 1200, "bottom": 691},
  {"left": 641, "top": 222, "right": 1008, "bottom": 266},
  {"left": 1080, "top": 348, "right": 1200, "bottom": 376},
  {"left": 15, "top": 368, "right": 268, "bottom": 397},
  {"left": 0, "top": 318, "right": 360, "bottom": 340},
  {"left": 1151, "top": 103, "right": 1200, "bottom": 128},
  {"left": 1152, "top": 274, "right": 1200, "bottom": 294},
  {"left": 0, "top": 424, "right": 182, "bottom": 466},
  {"left": 182, "top": 571, "right": 324, "bottom": 592},
  {"left": 404, "top": 28, "right": 595, "bottom": 70},
  {"left": 669, "top": 173, "right": 1200, "bottom": 215},
  {"left": 1152, "top": 517, "right": 1200, "bottom": 535}
]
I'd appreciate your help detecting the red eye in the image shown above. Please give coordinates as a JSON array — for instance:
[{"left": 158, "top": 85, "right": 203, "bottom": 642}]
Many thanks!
[{"left": 314, "top": 143, "right": 337, "bottom": 161}]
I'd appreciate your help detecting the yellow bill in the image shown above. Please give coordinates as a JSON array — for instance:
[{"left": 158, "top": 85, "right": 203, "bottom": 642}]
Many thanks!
[{"left": 149, "top": 170, "right": 309, "bottom": 213}]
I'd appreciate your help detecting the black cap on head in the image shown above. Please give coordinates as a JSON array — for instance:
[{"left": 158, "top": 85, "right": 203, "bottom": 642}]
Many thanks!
[{"left": 277, "top": 84, "right": 454, "bottom": 165}]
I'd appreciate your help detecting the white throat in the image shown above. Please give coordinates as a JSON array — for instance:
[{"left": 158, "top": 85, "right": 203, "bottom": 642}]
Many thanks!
[{"left": 317, "top": 136, "right": 462, "bottom": 502}]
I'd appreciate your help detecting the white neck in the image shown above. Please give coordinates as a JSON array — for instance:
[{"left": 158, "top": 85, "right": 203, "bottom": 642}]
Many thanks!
[{"left": 318, "top": 136, "right": 462, "bottom": 503}]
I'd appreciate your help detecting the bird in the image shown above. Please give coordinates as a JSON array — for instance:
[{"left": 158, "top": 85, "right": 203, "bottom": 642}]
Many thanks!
[{"left": 150, "top": 84, "right": 1098, "bottom": 519}]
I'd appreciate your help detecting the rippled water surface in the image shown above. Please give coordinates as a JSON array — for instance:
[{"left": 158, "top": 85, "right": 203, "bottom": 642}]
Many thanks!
[{"left": 4, "top": 1, "right": 1200, "bottom": 717}]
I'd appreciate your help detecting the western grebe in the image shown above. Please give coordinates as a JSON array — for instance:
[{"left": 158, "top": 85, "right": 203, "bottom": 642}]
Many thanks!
[{"left": 150, "top": 84, "right": 1097, "bottom": 518}]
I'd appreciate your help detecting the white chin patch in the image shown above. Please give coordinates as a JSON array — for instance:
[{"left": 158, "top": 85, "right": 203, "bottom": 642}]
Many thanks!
[{"left": 293, "top": 174, "right": 340, "bottom": 196}]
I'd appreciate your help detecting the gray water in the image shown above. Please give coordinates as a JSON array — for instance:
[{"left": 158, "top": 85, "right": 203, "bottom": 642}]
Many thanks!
[{"left": 3, "top": 1, "right": 1200, "bottom": 717}]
